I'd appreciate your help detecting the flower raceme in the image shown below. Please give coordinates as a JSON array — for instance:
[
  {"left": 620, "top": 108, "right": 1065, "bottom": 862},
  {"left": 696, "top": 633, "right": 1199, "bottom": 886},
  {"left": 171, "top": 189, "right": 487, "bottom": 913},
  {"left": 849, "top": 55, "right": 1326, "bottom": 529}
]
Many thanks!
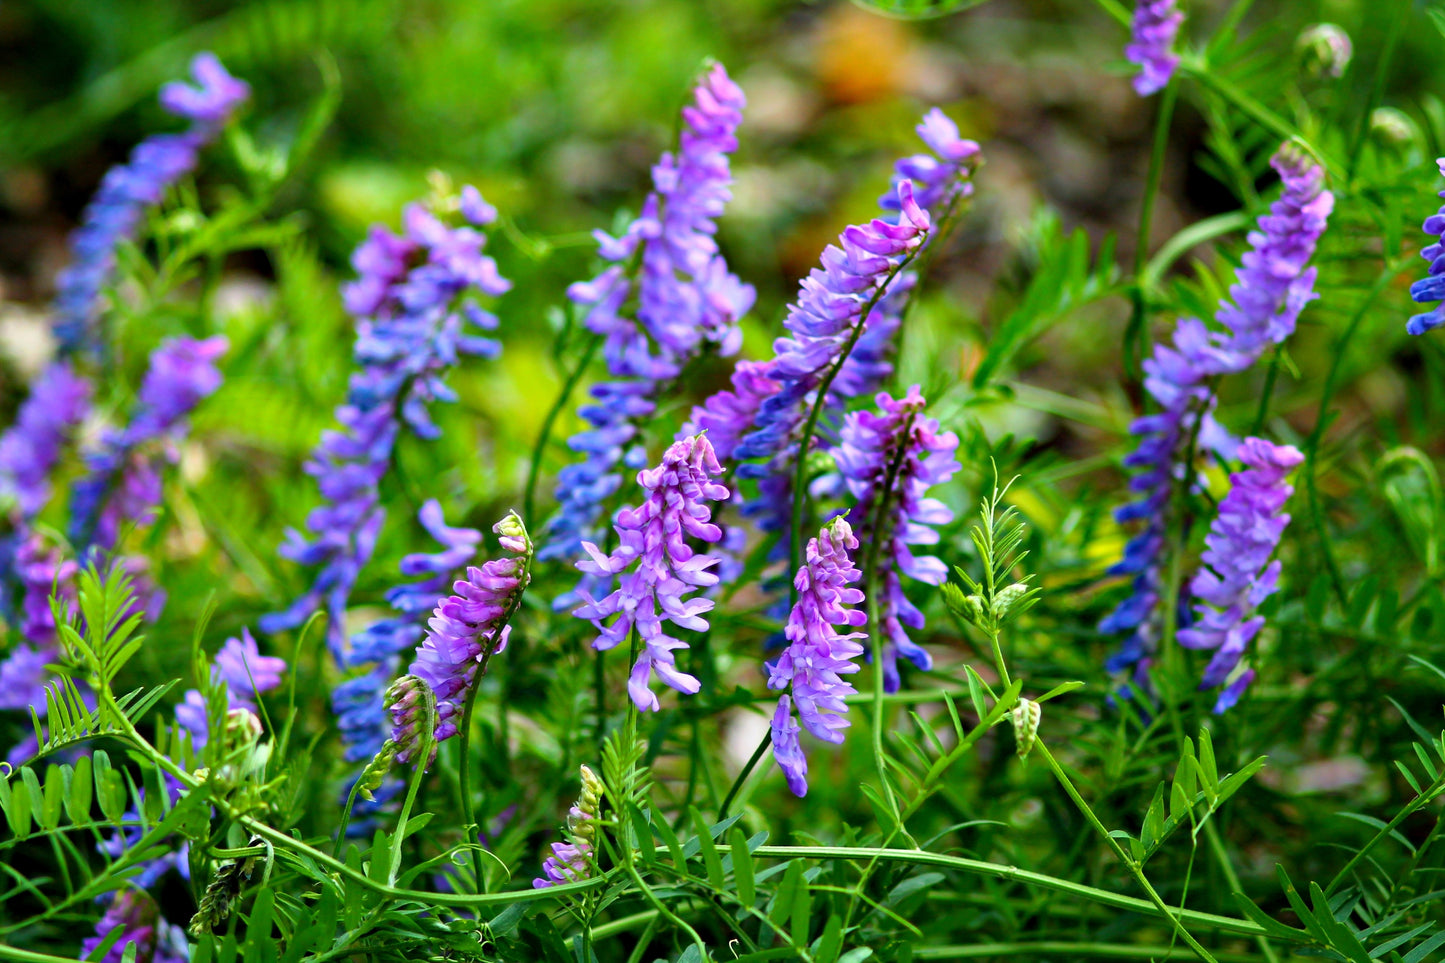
[
  {"left": 261, "top": 189, "right": 510, "bottom": 654},
  {"left": 768, "top": 516, "right": 867, "bottom": 797},
  {"left": 541, "top": 63, "right": 752, "bottom": 595},
  {"left": 834, "top": 385, "right": 960, "bottom": 692},
  {"left": 1408, "top": 158, "right": 1445, "bottom": 336},
  {"left": 574, "top": 433, "right": 730, "bottom": 712},
  {"left": 410, "top": 511, "right": 533, "bottom": 744},
  {"left": 726, "top": 109, "right": 978, "bottom": 540},
  {"left": 1101, "top": 144, "right": 1331, "bottom": 678},
  {"left": 1125, "top": 0, "right": 1184, "bottom": 96},
  {"left": 1179, "top": 438, "right": 1303, "bottom": 713},
  {"left": 53, "top": 52, "right": 249, "bottom": 353},
  {"left": 533, "top": 764, "right": 605, "bottom": 888}
]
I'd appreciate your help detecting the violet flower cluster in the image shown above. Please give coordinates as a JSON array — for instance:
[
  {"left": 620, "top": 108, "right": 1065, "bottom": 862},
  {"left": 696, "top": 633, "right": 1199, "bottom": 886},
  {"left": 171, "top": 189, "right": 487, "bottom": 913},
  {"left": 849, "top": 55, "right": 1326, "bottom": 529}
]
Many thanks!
[
  {"left": 541, "top": 64, "right": 752, "bottom": 600},
  {"left": 69, "top": 335, "right": 229, "bottom": 553},
  {"left": 408, "top": 511, "right": 532, "bottom": 745},
  {"left": 82, "top": 888, "right": 189, "bottom": 963},
  {"left": 574, "top": 434, "right": 729, "bottom": 712},
  {"left": 767, "top": 516, "right": 867, "bottom": 797},
  {"left": 1179, "top": 438, "right": 1302, "bottom": 713},
  {"left": 722, "top": 110, "right": 978, "bottom": 540},
  {"left": 0, "top": 362, "right": 92, "bottom": 519},
  {"left": 0, "top": 534, "right": 80, "bottom": 766},
  {"left": 53, "top": 53, "right": 249, "bottom": 353},
  {"left": 534, "top": 764, "right": 604, "bottom": 888},
  {"left": 334, "top": 501, "right": 482, "bottom": 764},
  {"left": 834, "top": 385, "right": 960, "bottom": 692},
  {"left": 1125, "top": 0, "right": 1184, "bottom": 96},
  {"left": 260, "top": 190, "right": 510, "bottom": 655},
  {"left": 174, "top": 629, "right": 287, "bottom": 749},
  {"left": 1102, "top": 145, "right": 1332, "bottom": 677},
  {"left": 1407, "top": 158, "right": 1445, "bottom": 336}
]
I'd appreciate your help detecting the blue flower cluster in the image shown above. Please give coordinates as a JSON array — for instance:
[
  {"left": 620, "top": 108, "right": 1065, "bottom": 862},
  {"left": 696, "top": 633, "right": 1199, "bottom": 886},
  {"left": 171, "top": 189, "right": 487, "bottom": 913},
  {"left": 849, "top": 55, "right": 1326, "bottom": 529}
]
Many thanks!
[
  {"left": 1102, "top": 145, "right": 1332, "bottom": 682},
  {"left": 53, "top": 53, "right": 249, "bottom": 353},
  {"left": 541, "top": 64, "right": 752, "bottom": 608},
  {"left": 261, "top": 192, "right": 510, "bottom": 655}
]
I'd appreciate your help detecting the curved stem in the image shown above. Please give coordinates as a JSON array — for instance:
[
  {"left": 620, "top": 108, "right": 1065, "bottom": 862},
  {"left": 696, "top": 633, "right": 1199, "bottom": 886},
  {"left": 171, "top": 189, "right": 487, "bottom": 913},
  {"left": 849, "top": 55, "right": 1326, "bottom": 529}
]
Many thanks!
[
  {"left": 457, "top": 679, "right": 486, "bottom": 891},
  {"left": 718, "top": 729, "right": 771, "bottom": 819}
]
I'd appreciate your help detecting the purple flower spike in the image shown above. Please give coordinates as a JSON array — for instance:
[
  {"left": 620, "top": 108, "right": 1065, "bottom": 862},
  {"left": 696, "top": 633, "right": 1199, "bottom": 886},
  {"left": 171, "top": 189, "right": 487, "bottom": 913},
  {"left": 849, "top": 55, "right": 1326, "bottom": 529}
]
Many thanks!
[
  {"left": 54, "top": 53, "right": 248, "bottom": 352},
  {"left": 263, "top": 189, "right": 509, "bottom": 654},
  {"left": 542, "top": 64, "right": 752, "bottom": 591},
  {"left": 1179, "top": 438, "right": 1302, "bottom": 712},
  {"left": 409, "top": 511, "right": 532, "bottom": 743},
  {"left": 1126, "top": 0, "right": 1184, "bottom": 96},
  {"left": 1408, "top": 158, "right": 1445, "bottom": 336},
  {"left": 534, "top": 764, "right": 605, "bottom": 888},
  {"left": 1101, "top": 145, "right": 1330, "bottom": 678},
  {"left": 385, "top": 674, "right": 437, "bottom": 765},
  {"left": 0, "top": 362, "right": 92, "bottom": 518},
  {"left": 574, "top": 434, "right": 730, "bottom": 712},
  {"left": 834, "top": 386, "right": 959, "bottom": 692},
  {"left": 767, "top": 517, "right": 868, "bottom": 797}
]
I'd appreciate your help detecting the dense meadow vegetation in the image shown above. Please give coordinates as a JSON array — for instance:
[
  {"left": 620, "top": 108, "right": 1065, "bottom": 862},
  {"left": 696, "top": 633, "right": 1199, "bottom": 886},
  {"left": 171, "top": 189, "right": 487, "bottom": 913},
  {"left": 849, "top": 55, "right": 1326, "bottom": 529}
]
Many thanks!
[{"left": 3, "top": 0, "right": 1445, "bottom": 960}]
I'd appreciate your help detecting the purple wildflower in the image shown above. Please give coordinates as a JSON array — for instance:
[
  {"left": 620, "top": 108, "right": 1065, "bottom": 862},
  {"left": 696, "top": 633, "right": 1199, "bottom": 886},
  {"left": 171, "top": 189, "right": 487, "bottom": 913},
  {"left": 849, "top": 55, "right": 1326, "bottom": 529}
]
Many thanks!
[
  {"left": 1125, "top": 0, "right": 1184, "bottom": 97},
  {"left": 1101, "top": 145, "right": 1330, "bottom": 677},
  {"left": 833, "top": 386, "right": 959, "bottom": 692},
  {"left": 261, "top": 192, "right": 510, "bottom": 654},
  {"left": 0, "top": 532, "right": 80, "bottom": 764},
  {"left": 175, "top": 628, "right": 286, "bottom": 749},
  {"left": 533, "top": 764, "right": 604, "bottom": 888},
  {"left": 0, "top": 362, "right": 92, "bottom": 518},
  {"left": 1408, "top": 158, "right": 1445, "bottom": 336},
  {"left": 574, "top": 434, "right": 729, "bottom": 712},
  {"left": 1179, "top": 438, "right": 1302, "bottom": 712},
  {"left": 541, "top": 64, "right": 752, "bottom": 591},
  {"left": 82, "top": 888, "right": 189, "bottom": 963},
  {"left": 728, "top": 110, "right": 977, "bottom": 538},
  {"left": 767, "top": 517, "right": 867, "bottom": 797},
  {"left": 70, "top": 336, "right": 229, "bottom": 551},
  {"left": 409, "top": 511, "right": 531, "bottom": 743},
  {"left": 54, "top": 53, "right": 248, "bottom": 352},
  {"left": 333, "top": 501, "right": 482, "bottom": 765}
]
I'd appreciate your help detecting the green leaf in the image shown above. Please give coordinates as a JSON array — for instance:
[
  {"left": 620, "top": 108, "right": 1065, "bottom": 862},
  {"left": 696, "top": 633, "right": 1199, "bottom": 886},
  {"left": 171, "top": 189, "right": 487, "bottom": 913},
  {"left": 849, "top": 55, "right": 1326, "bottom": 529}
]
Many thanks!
[
  {"left": 730, "top": 827, "right": 755, "bottom": 908},
  {"left": 628, "top": 803, "right": 656, "bottom": 862},
  {"left": 653, "top": 808, "right": 686, "bottom": 869},
  {"left": 689, "top": 806, "right": 725, "bottom": 892},
  {"left": 790, "top": 863, "right": 812, "bottom": 948},
  {"left": 771, "top": 860, "right": 802, "bottom": 930},
  {"left": 814, "top": 914, "right": 844, "bottom": 963}
]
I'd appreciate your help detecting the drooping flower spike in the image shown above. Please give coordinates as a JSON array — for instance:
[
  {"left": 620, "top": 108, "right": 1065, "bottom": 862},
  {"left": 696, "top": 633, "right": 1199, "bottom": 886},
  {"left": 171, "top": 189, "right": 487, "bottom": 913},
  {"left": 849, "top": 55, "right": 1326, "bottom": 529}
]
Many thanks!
[
  {"left": 833, "top": 385, "right": 960, "bottom": 692},
  {"left": 1408, "top": 158, "right": 1445, "bottom": 336},
  {"left": 333, "top": 501, "right": 482, "bottom": 768},
  {"left": 541, "top": 64, "right": 752, "bottom": 602},
  {"left": 1125, "top": 0, "right": 1184, "bottom": 97},
  {"left": 726, "top": 110, "right": 978, "bottom": 540},
  {"left": 54, "top": 53, "right": 249, "bottom": 353},
  {"left": 410, "top": 511, "right": 533, "bottom": 743},
  {"left": 574, "top": 433, "right": 729, "bottom": 712},
  {"left": 1101, "top": 145, "right": 1331, "bottom": 678},
  {"left": 261, "top": 190, "right": 509, "bottom": 654},
  {"left": 1179, "top": 438, "right": 1302, "bottom": 713},
  {"left": 534, "top": 764, "right": 605, "bottom": 888},
  {"left": 768, "top": 516, "right": 867, "bottom": 797}
]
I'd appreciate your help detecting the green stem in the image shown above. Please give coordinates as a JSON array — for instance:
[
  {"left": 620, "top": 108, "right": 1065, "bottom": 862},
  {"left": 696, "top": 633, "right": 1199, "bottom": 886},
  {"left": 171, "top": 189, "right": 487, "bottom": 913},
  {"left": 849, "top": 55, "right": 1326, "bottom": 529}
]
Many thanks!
[
  {"left": 719, "top": 845, "right": 1302, "bottom": 942},
  {"left": 388, "top": 728, "right": 433, "bottom": 888},
  {"left": 718, "top": 729, "right": 771, "bottom": 819},
  {"left": 457, "top": 678, "right": 486, "bottom": 891},
  {"left": 1323, "top": 771, "right": 1445, "bottom": 896},
  {"left": 1035, "top": 742, "right": 1221, "bottom": 963},
  {"left": 523, "top": 333, "right": 602, "bottom": 526},
  {"left": 1126, "top": 81, "right": 1178, "bottom": 382}
]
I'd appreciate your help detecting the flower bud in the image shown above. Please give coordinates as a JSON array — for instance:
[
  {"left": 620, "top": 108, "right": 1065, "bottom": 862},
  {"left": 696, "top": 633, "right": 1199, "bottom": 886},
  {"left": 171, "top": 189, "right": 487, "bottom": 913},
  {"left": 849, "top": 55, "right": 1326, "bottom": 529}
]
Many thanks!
[
  {"left": 1011, "top": 697, "right": 1042, "bottom": 759},
  {"left": 1370, "top": 107, "right": 1417, "bottom": 147},
  {"left": 993, "top": 582, "right": 1030, "bottom": 621},
  {"left": 1297, "top": 24, "right": 1352, "bottom": 79}
]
